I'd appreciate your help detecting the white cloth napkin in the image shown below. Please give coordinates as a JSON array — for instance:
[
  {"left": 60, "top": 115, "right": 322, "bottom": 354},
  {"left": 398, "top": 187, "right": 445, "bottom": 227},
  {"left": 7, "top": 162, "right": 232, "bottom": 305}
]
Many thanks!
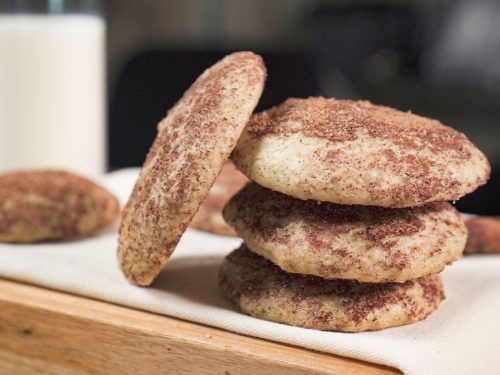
[{"left": 0, "top": 169, "right": 499, "bottom": 375}]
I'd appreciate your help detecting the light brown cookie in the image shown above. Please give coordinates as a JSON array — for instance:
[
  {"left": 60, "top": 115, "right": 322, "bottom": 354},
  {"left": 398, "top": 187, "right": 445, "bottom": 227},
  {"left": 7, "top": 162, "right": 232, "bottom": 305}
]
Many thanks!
[
  {"left": 464, "top": 217, "right": 500, "bottom": 254},
  {"left": 219, "top": 246, "right": 445, "bottom": 332},
  {"left": 232, "top": 97, "right": 490, "bottom": 207},
  {"left": 224, "top": 183, "right": 467, "bottom": 283},
  {"left": 118, "top": 52, "right": 266, "bottom": 285},
  {"left": 0, "top": 170, "right": 119, "bottom": 243},
  {"left": 189, "top": 162, "right": 248, "bottom": 236}
]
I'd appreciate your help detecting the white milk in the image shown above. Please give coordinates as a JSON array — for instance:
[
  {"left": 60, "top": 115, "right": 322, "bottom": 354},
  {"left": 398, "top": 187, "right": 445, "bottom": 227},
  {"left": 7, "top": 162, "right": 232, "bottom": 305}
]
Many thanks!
[{"left": 0, "top": 15, "right": 105, "bottom": 176}]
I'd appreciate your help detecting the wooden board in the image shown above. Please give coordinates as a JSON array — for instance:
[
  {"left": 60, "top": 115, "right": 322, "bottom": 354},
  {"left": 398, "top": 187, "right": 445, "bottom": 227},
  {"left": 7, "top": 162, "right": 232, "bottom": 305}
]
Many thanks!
[{"left": 0, "top": 278, "right": 400, "bottom": 375}]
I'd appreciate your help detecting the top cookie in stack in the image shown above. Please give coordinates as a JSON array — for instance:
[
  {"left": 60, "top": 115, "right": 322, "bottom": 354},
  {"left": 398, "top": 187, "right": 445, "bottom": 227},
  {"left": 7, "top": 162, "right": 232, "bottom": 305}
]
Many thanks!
[
  {"left": 219, "top": 97, "right": 490, "bottom": 332},
  {"left": 232, "top": 97, "right": 489, "bottom": 207}
]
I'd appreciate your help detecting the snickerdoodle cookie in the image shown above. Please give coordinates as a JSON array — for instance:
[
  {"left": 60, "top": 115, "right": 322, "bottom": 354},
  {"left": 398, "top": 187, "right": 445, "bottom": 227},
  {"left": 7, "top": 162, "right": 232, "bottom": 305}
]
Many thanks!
[
  {"left": 219, "top": 246, "right": 444, "bottom": 332},
  {"left": 464, "top": 217, "right": 500, "bottom": 254},
  {"left": 118, "top": 52, "right": 266, "bottom": 285},
  {"left": 232, "top": 97, "right": 490, "bottom": 207},
  {"left": 0, "top": 170, "right": 119, "bottom": 243},
  {"left": 224, "top": 183, "right": 467, "bottom": 283}
]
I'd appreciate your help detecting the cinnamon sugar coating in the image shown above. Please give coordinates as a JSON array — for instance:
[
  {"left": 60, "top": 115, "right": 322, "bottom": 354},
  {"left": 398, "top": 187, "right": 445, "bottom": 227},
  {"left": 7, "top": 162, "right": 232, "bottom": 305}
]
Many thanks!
[
  {"left": 118, "top": 52, "right": 266, "bottom": 285},
  {"left": 232, "top": 97, "right": 490, "bottom": 207},
  {"left": 224, "top": 183, "right": 467, "bottom": 283},
  {"left": 219, "top": 246, "right": 444, "bottom": 332},
  {"left": 0, "top": 170, "right": 119, "bottom": 243}
]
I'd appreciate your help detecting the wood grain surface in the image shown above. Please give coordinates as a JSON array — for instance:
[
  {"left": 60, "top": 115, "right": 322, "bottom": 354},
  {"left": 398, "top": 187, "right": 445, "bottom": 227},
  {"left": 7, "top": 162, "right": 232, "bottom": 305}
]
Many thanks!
[{"left": 0, "top": 278, "right": 400, "bottom": 375}]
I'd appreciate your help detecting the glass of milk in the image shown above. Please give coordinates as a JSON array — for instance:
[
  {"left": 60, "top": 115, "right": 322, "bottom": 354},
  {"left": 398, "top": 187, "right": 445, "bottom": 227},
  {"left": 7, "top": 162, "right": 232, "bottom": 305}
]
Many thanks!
[{"left": 0, "top": 0, "right": 105, "bottom": 177}]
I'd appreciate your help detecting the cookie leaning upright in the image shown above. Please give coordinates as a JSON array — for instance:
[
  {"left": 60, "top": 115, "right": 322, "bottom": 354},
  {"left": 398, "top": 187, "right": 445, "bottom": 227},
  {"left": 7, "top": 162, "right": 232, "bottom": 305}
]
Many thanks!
[
  {"left": 232, "top": 98, "right": 490, "bottom": 207},
  {"left": 118, "top": 52, "right": 266, "bottom": 285}
]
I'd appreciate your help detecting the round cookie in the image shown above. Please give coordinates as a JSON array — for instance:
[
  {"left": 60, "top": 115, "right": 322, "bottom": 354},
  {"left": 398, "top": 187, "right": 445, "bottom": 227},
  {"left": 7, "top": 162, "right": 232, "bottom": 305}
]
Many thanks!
[
  {"left": 224, "top": 183, "right": 467, "bottom": 283},
  {"left": 464, "top": 217, "right": 500, "bottom": 254},
  {"left": 232, "top": 97, "right": 490, "bottom": 207},
  {"left": 118, "top": 52, "right": 266, "bottom": 285},
  {"left": 0, "top": 170, "right": 119, "bottom": 243},
  {"left": 190, "top": 162, "right": 248, "bottom": 236},
  {"left": 219, "top": 246, "right": 445, "bottom": 332}
]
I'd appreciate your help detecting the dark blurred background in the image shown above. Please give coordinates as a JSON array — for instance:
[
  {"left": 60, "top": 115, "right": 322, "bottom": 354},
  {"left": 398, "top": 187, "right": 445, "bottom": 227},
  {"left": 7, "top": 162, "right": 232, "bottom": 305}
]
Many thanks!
[{"left": 106, "top": 0, "right": 500, "bottom": 214}]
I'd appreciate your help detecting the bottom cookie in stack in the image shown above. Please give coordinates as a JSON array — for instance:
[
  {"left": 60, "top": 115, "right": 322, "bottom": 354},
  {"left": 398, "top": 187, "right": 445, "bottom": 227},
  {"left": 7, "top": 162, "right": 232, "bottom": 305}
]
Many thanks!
[
  {"left": 220, "top": 246, "right": 444, "bottom": 332},
  {"left": 219, "top": 183, "right": 467, "bottom": 332}
]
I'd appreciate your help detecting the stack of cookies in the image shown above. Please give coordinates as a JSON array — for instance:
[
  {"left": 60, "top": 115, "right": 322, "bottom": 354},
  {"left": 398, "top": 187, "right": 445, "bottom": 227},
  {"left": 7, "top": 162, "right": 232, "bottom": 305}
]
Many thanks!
[{"left": 220, "top": 98, "right": 490, "bottom": 332}]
